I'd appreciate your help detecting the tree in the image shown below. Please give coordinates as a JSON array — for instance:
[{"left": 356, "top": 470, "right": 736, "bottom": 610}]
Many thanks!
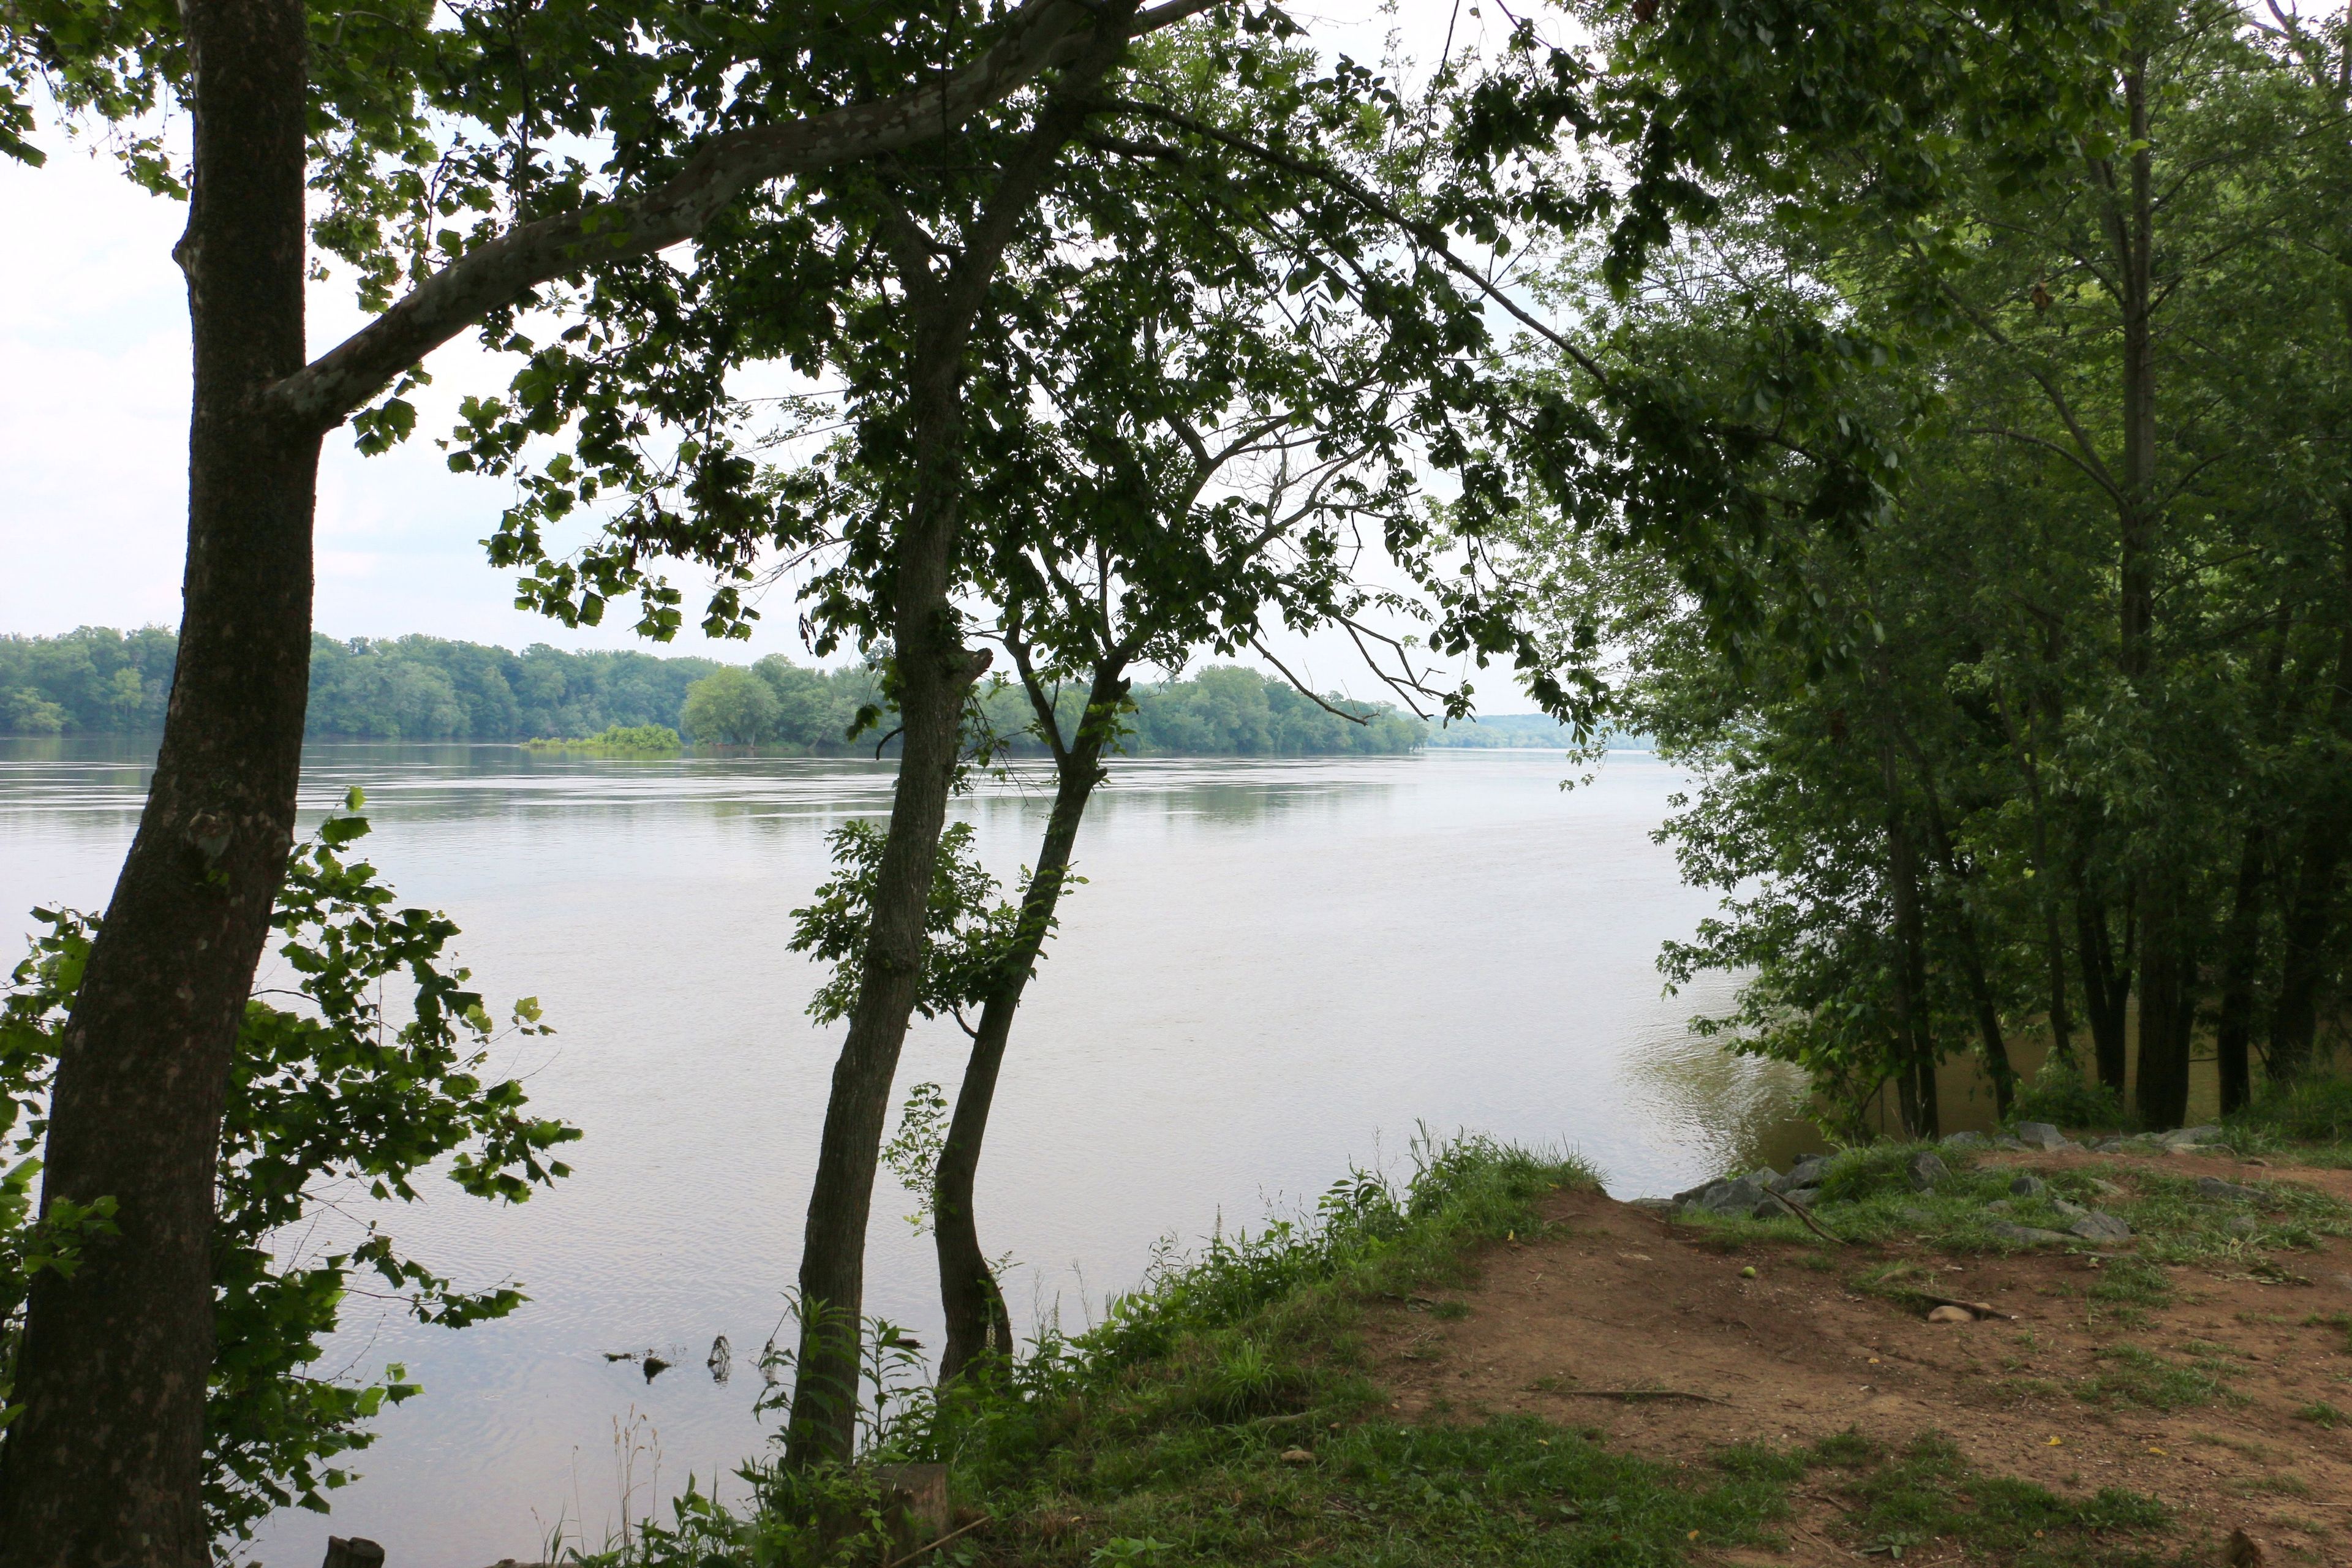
[
  {"left": 681, "top": 665, "right": 782, "bottom": 744},
  {"left": 0, "top": 0, "right": 1215, "bottom": 1553},
  {"left": 2, "top": 803, "right": 575, "bottom": 1544}
]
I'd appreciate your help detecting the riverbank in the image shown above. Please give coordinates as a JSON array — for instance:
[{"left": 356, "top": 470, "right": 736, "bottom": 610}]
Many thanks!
[{"left": 562, "top": 1126, "right": 2352, "bottom": 1568}]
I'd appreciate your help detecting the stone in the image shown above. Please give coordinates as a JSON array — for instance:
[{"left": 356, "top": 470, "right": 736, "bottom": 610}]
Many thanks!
[
  {"left": 2051, "top": 1197, "right": 2089, "bottom": 1221},
  {"left": 1782, "top": 1187, "right": 1820, "bottom": 1208},
  {"left": 1941, "top": 1130, "right": 1989, "bottom": 1148},
  {"left": 2009, "top": 1174, "right": 2048, "bottom": 1198},
  {"left": 2160, "top": 1125, "right": 2222, "bottom": 1147},
  {"left": 1988, "top": 1221, "right": 2072, "bottom": 1246},
  {"left": 1926, "top": 1305, "right": 1975, "bottom": 1324},
  {"left": 2068, "top": 1212, "right": 2133, "bottom": 1243},
  {"left": 2088, "top": 1177, "right": 2127, "bottom": 1198},
  {"left": 2196, "top": 1176, "right": 2263, "bottom": 1204},
  {"left": 1684, "top": 1174, "right": 1771, "bottom": 1217},
  {"left": 1628, "top": 1197, "right": 1675, "bottom": 1215},
  {"left": 1993, "top": 1136, "right": 2029, "bottom": 1152},
  {"left": 2226, "top": 1215, "right": 2259, "bottom": 1237},
  {"left": 2091, "top": 1136, "right": 2132, "bottom": 1152},
  {"left": 2013, "top": 1122, "right": 2071, "bottom": 1152},
  {"left": 1281, "top": 1448, "right": 1316, "bottom": 1466},
  {"left": 1907, "top": 1152, "right": 1951, "bottom": 1192},
  {"left": 1985, "top": 1199, "right": 2016, "bottom": 1216},
  {"left": 1770, "top": 1156, "right": 1830, "bottom": 1193}
]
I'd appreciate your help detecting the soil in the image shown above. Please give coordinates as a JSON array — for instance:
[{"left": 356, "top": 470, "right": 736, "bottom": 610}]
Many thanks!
[{"left": 1364, "top": 1148, "right": 2352, "bottom": 1566}]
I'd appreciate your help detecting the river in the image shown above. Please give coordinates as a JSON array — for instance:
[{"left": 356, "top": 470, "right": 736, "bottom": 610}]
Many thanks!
[{"left": 0, "top": 739, "right": 1812, "bottom": 1566}]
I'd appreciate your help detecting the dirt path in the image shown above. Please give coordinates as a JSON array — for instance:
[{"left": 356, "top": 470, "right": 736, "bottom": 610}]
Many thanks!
[{"left": 1366, "top": 1150, "right": 2352, "bottom": 1565}]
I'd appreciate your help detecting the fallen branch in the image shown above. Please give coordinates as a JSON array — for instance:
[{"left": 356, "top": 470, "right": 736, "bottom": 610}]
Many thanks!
[
  {"left": 1553, "top": 1389, "right": 1727, "bottom": 1404},
  {"left": 880, "top": 1515, "right": 992, "bottom": 1568},
  {"left": 1762, "top": 1193, "right": 1848, "bottom": 1248}
]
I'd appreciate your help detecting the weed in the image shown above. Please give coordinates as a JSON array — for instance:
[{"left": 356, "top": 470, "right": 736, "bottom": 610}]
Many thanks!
[
  {"left": 2297, "top": 1401, "right": 2345, "bottom": 1429},
  {"left": 1821, "top": 1432, "right": 2169, "bottom": 1567},
  {"left": 1428, "top": 1300, "right": 1469, "bottom": 1321},
  {"left": 2077, "top": 1346, "right": 2237, "bottom": 1411}
]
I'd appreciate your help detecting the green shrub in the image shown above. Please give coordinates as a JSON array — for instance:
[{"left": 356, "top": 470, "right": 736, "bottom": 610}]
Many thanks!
[{"left": 2010, "top": 1058, "right": 2128, "bottom": 1133}]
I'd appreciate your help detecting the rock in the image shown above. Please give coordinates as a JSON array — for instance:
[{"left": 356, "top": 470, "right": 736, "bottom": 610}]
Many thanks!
[
  {"left": 2226, "top": 1215, "right": 2259, "bottom": 1237},
  {"left": 1907, "top": 1152, "right": 1951, "bottom": 1192},
  {"left": 1988, "top": 1221, "right": 2072, "bottom": 1246},
  {"left": 1685, "top": 1174, "right": 1771, "bottom": 1217},
  {"left": 1993, "top": 1136, "right": 2029, "bottom": 1151},
  {"left": 1770, "top": 1155, "right": 1830, "bottom": 1193},
  {"left": 2051, "top": 1197, "right": 2089, "bottom": 1221},
  {"left": 2068, "top": 1211, "right": 2133, "bottom": 1243},
  {"left": 2009, "top": 1174, "right": 2048, "bottom": 1198},
  {"left": 2160, "top": 1125, "right": 2222, "bottom": 1147},
  {"left": 2196, "top": 1176, "right": 2263, "bottom": 1204},
  {"left": 1628, "top": 1197, "right": 1675, "bottom": 1215},
  {"left": 2227, "top": 1528, "right": 2266, "bottom": 1568},
  {"left": 1985, "top": 1199, "right": 2015, "bottom": 1216},
  {"left": 1782, "top": 1186, "right": 1820, "bottom": 1208},
  {"left": 2088, "top": 1177, "right": 2127, "bottom": 1198},
  {"left": 1281, "top": 1448, "right": 1316, "bottom": 1466},
  {"left": 1941, "top": 1131, "right": 1989, "bottom": 1148},
  {"left": 2013, "top": 1122, "right": 2072, "bottom": 1152},
  {"left": 2091, "top": 1136, "right": 2132, "bottom": 1152},
  {"left": 1926, "top": 1305, "right": 1975, "bottom": 1324}
]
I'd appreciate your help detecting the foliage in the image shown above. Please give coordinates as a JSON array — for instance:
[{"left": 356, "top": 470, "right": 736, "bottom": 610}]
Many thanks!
[
  {"left": 2010, "top": 1061, "right": 2128, "bottom": 1136},
  {"left": 0, "top": 796, "right": 579, "bottom": 1541},
  {"left": 1521, "top": 1, "right": 2352, "bottom": 1130},
  {"left": 524, "top": 723, "right": 682, "bottom": 754},
  {"left": 789, "top": 821, "right": 1019, "bottom": 1030}
]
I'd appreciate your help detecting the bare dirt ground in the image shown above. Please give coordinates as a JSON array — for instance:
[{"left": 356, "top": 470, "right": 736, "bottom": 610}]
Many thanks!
[{"left": 1364, "top": 1149, "right": 2352, "bottom": 1566}]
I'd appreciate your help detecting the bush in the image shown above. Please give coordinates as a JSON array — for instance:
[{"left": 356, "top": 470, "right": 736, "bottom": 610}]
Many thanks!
[
  {"left": 2009, "top": 1057, "right": 2127, "bottom": 1133},
  {"left": 2231, "top": 1076, "right": 2352, "bottom": 1145}
]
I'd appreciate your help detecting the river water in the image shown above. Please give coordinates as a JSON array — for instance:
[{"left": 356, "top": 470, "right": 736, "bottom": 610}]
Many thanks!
[{"left": 0, "top": 741, "right": 1812, "bottom": 1566}]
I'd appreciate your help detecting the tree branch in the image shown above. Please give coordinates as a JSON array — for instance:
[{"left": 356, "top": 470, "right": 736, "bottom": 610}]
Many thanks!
[{"left": 265, "top": 0, "right": 1221, "bottom": 433}]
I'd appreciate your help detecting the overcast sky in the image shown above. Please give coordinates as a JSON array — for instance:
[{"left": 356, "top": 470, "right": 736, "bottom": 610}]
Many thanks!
[{"left": 0, "top": 0, "right": 1554, "bottom": 710}]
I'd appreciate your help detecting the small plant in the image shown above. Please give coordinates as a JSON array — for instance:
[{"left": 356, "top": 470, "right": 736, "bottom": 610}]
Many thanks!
[
  {"left": 2010, "top": 1057, "right": 2128, "bottom": 1133},
  {"left": 2297, "top": 1400, "right": 2346, "bottom": 1429}
]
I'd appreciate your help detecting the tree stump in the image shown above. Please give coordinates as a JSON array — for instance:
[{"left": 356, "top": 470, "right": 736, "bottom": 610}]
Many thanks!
[
  {"left": 873, "top": 1461, "right": 951, "bottom": 1553},
  {"left": 322, "top": 1539, "right": 386, "bottom": 1568}
]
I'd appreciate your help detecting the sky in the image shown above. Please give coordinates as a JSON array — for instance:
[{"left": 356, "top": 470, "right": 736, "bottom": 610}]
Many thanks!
[{"left": 0, "top": 0, "right": 1554, "bottom": 710}]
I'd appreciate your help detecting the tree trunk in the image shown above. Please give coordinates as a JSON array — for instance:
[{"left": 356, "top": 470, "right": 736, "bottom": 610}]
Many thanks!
[
  {"left": 780, "top": 330, "right": 989, "bottom": 1469},
  {"left": 2270, "top": 521, "right": 2352, "bottom": 1080},
  {"left": 2075, "top": 876, "right": 2132, "bottom": 1091},
  {"left": 1881, "top": 746, "right": 1939, "bottom": 1139},
  {"left": 2214, "top": 609, "right": 2294, "bottom": 1114},
  {"left": 2134, "top": 881, "right": 2195, "bottom": 1130},
  {"left": 775, "top": 29, "right": 1130, "bottom": 1468},
  {"left": 934, "top": 660, "right": 1125, "bottom": 1383},
  {"left": 0, "top": 0, "right": 318, "bottom": 1558}
]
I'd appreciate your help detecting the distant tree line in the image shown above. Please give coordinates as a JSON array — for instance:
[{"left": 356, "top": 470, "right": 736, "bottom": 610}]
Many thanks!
[{"left": 1, "top": 630, "right": 1426, "bottom": 755}]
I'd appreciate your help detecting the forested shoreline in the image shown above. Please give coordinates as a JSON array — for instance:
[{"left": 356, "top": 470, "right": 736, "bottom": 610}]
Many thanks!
[{"left": 0, "top": 628, "right": 1442, "bottom": 754}]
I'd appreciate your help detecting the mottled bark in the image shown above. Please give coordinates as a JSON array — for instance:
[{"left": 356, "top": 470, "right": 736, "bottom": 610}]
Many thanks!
[
  {"left": 0, "top": 0, "right": 317, "bottom": 1558},
  {"left": 1881, "top": 745, "right": 1939, "bottom": 1139}
]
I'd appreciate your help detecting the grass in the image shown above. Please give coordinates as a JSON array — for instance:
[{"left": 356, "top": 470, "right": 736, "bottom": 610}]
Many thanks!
[
  {"left": 1670, "top": 1141, "right": 2352, "bottom": 1268},
  {"left": 1815, "top": 1431, "right": 2170, "bottom": 1568},
  {"left": 571, "top": 1136, "right": 2180, "bottom": 1568},
  {"left": 2075, "top": 1346, "right": 2238, "bottom": 1412}
]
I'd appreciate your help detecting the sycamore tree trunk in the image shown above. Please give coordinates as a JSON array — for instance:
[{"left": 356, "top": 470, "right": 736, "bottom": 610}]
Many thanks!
[
  {"left": 0, "top": 0, "right": 318, "bottom": 1558},
  {"left": 933, "top": 660, "right": 1126, "bottom": 1383},
  {"left": 1880, "top": 746, "right": 1940, "bottom": 1139}
]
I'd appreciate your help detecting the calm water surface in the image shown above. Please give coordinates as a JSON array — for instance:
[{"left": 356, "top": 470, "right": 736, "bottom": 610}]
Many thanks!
[{"left": 0, "top": 741, "right": 1809, "bottom": 1566}]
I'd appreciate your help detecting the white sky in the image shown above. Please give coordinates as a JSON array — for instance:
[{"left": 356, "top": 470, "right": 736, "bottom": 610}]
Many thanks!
[{"left": 0, "top": 0, "right": 1558, "bottom": 710}]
